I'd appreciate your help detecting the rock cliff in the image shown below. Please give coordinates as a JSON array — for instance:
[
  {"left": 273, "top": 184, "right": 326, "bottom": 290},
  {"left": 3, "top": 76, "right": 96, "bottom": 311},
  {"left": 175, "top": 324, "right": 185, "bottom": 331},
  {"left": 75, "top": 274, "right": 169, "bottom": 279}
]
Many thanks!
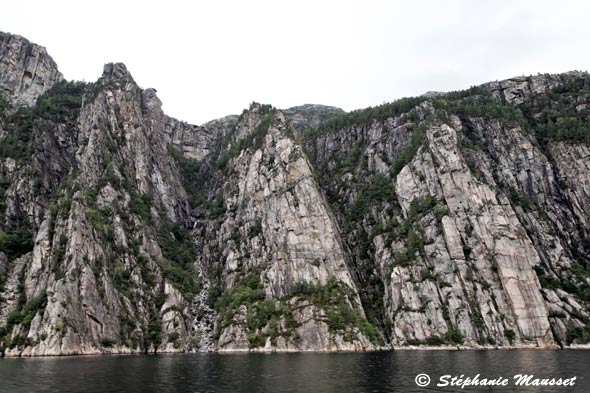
[
  {"left": 0, "top": 32, "right": 62, "bottom": 109},
  {"left": 1, "top": 32, "right": 589, "bottom": 356}
]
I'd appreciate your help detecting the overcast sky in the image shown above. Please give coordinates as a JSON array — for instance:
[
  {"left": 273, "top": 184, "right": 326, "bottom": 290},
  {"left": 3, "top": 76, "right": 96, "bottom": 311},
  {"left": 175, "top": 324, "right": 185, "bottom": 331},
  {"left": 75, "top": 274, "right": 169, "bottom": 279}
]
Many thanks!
[{"left": 3, "top": 0, "right": 589, "bottom": 124}]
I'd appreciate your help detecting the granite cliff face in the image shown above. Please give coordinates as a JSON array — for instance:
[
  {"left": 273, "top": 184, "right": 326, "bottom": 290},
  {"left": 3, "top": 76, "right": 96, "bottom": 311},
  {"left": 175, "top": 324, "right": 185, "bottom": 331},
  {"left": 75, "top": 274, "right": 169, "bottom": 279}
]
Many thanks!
[
  {"left": 0, "top": 32, "right": 62, "bottom": 109},
  {"left": 1, "top": 33, "right": 589, "bottom": 356}
]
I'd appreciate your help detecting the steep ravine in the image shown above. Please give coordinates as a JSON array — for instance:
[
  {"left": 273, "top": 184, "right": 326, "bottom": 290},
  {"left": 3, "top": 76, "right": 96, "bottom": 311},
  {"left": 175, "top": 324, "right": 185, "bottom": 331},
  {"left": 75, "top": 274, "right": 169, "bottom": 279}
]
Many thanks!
[{"left": 0, "top": 32, "right": 589, "bottom": 356}]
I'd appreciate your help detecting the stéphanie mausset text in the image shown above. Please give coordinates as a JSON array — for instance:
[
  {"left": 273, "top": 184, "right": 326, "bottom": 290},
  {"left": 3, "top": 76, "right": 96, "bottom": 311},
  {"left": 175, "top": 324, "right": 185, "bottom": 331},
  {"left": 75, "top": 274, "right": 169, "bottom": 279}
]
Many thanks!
[{"left": 437, "top": 374, "right": 577, "bottom": 389}]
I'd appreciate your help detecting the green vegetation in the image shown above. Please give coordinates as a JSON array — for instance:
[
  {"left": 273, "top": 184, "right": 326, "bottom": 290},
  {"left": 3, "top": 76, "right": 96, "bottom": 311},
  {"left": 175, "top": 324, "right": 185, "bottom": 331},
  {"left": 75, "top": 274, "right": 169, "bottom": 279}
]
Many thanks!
[
  {"left": 213, "top": 274, "right": 283, "bottom": 348},
  {"left": 432, "top": 94, "right": 528, "bottom": 128},
  {"left": 409, "top": 194, "right": 438, "bottom": 216},
  {"left": 536, "top": 115, "right": 590, "bottom": 142},
  {"left": 288, "top": 279, "right": 382, "bottom": 345},
  {"left": 81, "top": 185, "right": 116, "bottom": 242},
  {"left": 1, "top": 290, "right": 48, "bottom": 349},
  {"left": 409, "top": 328, "right": 465, "bottom": 346},
  {"left": 566, "top": 323, "right": 590, "bottom": 345},
  {"left": 157, "top": 222, "right": 200, "bottom": 299},
  {"left": 350, "top": 173, "right": 396, "bottom": 221},
  {"left": 0, "top": 80, "right": 87, "bottom": 164},
  {"left": 141, "top": 292, "right": 166, "bottom": 351},
  {"left": 214, "top": 274, "right": 265, "bottom": 322},
  {"left": 342, "top": 141, "right": 363, "bottom": 172},
  {"left": 168, "top": 146, "right": 203, "bottom": 209},
  {"left": 304, "top": 96, "right": 426, "bottom": 137},
  {"left": 0, "top": 106, "right": 35, "bottom": 162},
  {"left": 323, "top": 140, "right": 367, "bottom": 178},
  {"left": 110, "top": 258, "right": 131, "bottom": 292},
  {"left": 408, "top": 335, "right": 446, "bottom": 346},
  {"left": 389, "top": 123, "right": 428, "bottom": 177},
  {"left": 213, "top": 276, "right": 382, "bottom": 347},
  {"left": 168, "top": 331, "right": 181, "bottom": 348},
  {"left": 392, "top": 226, "right": 424, "bottom": 267},
  {"left": 209, "top": 191, "right": 226, "bottom": 219},
  {"left": 533, "top": 266, "right": 561, "bottom": 290},
  {"left": 50, "top": 233, "right": 67, "bottom": 278},
  {"left": 86, "top": 205, "right": 115, "bottom": 242},
  {"left": 385, "top": 195, "right": 447, "bottom": 268},
  {"left": 506, "top": 186, "right": 536, "bottom": 211},
  {"left": 520, "top": 75, "right": 590, "bottom": 143},
  {"left": 248, "top": 220, "right": 263, "bottom": 239},
  {"left": 434, "top": 204, "right": 449, "bottom": 221},
  {"left": 504, "top": 329, "right": 516, "bottom": 345},
  {"left": 128, "top": 192, "right": 153, "bottom": 223},
  {"left": 35, "top": 80, "right": 86, "bottom": 122},
  {"left": 445, "top": 328, "right": 465, "bottom": 345},
  {"left": 0, "top": 179, "right": 9, "bottom": 218},
  {"left": 0, "top": 225, "right": 34, "bottom": 260},
  {"left": 0, "top": 96, "right": 9, "bottom": 117},
  {"left": 534, "top": 263, "right": 590, "bottom": 303},
  {"left": 100, "top": 337, "right": 117, "bottom": 348}
]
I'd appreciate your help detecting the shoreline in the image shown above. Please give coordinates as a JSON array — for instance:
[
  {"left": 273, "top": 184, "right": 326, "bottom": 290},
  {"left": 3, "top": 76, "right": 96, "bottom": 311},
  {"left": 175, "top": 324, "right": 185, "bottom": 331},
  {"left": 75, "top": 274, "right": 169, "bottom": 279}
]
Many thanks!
[{"left": 2, "top": 344, "right": 590, "bottom": 359}]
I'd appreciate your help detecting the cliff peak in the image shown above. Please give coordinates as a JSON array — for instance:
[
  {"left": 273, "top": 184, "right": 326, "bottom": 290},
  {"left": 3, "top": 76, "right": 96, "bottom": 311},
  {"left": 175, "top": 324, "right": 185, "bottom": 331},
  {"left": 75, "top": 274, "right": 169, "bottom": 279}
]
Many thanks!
[
  {"left": 0, "top": 31, "right": 63, "bottom": 108},
  {"left": 101, "top": 62, "right": 135, "bottom": 83}
]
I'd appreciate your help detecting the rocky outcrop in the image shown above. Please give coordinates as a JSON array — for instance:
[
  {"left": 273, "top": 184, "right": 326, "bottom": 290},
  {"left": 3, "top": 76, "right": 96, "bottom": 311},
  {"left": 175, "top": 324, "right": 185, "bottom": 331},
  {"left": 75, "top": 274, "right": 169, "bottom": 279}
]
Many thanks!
[
  {"left": 1, "top": 32, "right": 589, "bottom": 356},
  {"left": 283, "top": 104, "right": 345, "bottom": 134},
  {"left": 302, "top": 74, "right": 590, "bottom": 349},
  {"left": 0, "top": 32, "right": 62, "bottom": 108},
  {"left": 390, "top": 116, "right": 553, "bottom": 346},
  {"left": 1, "top": 62, "right": 195, "bottom": 356},
  {"left": 221, "top": 112, "right": 356, "bottom": 296},
  {"left": 205, "top": 107, "right": 376, "bottom": 351},
  {"left": 79, "top": 63, "right": 190, "bottom": 223},
  {"left": 484, "top": 72, "right": 584, "bottom": 105},
  {"left": 549, "top": 142, "right": 590, "bottom": 232},
  {"left": 163, "top": 114, "right": 236, "bottom": 162},
  {"left": 0, "top": 253, "right": 29, "bottom": 326}
]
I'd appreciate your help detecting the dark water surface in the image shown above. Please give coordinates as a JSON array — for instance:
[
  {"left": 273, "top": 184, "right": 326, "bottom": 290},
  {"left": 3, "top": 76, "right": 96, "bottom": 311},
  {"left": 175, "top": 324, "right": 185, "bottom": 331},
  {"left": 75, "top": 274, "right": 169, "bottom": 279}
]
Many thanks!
[{"left": 0, "top": 350, "right": 587, "bottom": 393}]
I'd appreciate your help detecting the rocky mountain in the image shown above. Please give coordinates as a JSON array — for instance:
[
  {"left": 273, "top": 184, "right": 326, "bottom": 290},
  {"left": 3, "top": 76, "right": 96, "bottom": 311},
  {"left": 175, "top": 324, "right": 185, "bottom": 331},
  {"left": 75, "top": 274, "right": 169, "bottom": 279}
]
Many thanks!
[
  {"left": 0, "top": 32, "right": 62, "bottom": 109},
  {"left": 0, "top": 32, "right": 589, "bottom": 357}
]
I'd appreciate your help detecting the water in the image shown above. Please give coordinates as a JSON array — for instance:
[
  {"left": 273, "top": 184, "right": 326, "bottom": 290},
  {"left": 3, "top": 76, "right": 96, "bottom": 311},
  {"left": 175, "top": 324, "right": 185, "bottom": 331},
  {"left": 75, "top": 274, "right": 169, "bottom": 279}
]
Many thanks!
[{"left": 0, "top": 350, "right": 587, "bottom": 392}]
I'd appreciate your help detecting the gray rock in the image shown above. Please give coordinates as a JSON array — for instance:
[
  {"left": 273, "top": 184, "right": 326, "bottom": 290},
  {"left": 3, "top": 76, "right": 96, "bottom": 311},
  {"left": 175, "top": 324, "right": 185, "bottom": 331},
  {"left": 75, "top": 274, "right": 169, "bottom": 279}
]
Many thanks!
[
  {"left": 1, "top": 32, "right": 589, "bottom": 356},
  {"left": 0, "top": 32, "right": 62, "bottom": 108}
]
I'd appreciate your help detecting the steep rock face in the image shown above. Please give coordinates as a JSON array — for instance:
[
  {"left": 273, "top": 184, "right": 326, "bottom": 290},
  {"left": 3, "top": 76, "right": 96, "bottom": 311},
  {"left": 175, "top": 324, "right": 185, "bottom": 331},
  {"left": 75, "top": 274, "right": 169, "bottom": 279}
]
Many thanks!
[
  {"left": 2, "top": 81, "right": 82, "bottom": 231},
  {"left": 163, "top": 114, "right": 236, "bottom": 162},
  {"left": 0, "top": 32, "right": 62, "bottom": 108},
  {"left": 1, "top": 32, "right": 590, "bottom": 356},
  {"left": 301, "top": 103, "right": 427, "bottom": 344},
  {"left": 302, "top": 78, "right": 590, "bottom": 348},
  {"left": 206, "top": 107, "right": 376, "bottom": 351},
  {"left": 455, "top": 116, "right": 590, "bottom": 344},
  {"left": 549, "top": 143, "right": 590, "bottom": 234},
  {"left": 390, "top": 115, "right": 552, "bottom": 346},
  {"left": 1, "top": 62, "right": 197, "bottom": 356},
  {"left": 223, "top": 113, "right": 355, "bottom": 296},
  {"left": 78, "top": 63, "right": 190, "bottom": 223},
  {"left": 477, "top": 73, "right": 590, "bottom": 345}
]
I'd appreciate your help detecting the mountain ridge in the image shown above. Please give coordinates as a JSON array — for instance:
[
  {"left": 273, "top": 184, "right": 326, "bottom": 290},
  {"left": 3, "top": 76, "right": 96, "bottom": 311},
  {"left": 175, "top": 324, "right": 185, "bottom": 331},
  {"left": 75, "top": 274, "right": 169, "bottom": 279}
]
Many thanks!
[{"left": 1, "top": 32, "right": 589, "bottom": 357}]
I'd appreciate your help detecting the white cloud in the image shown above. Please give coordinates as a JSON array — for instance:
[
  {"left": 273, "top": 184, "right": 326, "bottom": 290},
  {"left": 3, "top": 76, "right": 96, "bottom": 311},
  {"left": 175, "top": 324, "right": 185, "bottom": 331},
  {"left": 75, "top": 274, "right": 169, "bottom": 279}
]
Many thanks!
[{"left": 3, "top": 0, "right": 589, "bottom": 124}]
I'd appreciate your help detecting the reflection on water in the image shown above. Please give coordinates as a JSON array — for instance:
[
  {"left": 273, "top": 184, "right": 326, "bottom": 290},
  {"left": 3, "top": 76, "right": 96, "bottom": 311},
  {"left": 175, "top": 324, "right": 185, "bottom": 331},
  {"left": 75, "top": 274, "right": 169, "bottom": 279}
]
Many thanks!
[{"left": 0, "top": 350, "right": 587, "bottom": 393}]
